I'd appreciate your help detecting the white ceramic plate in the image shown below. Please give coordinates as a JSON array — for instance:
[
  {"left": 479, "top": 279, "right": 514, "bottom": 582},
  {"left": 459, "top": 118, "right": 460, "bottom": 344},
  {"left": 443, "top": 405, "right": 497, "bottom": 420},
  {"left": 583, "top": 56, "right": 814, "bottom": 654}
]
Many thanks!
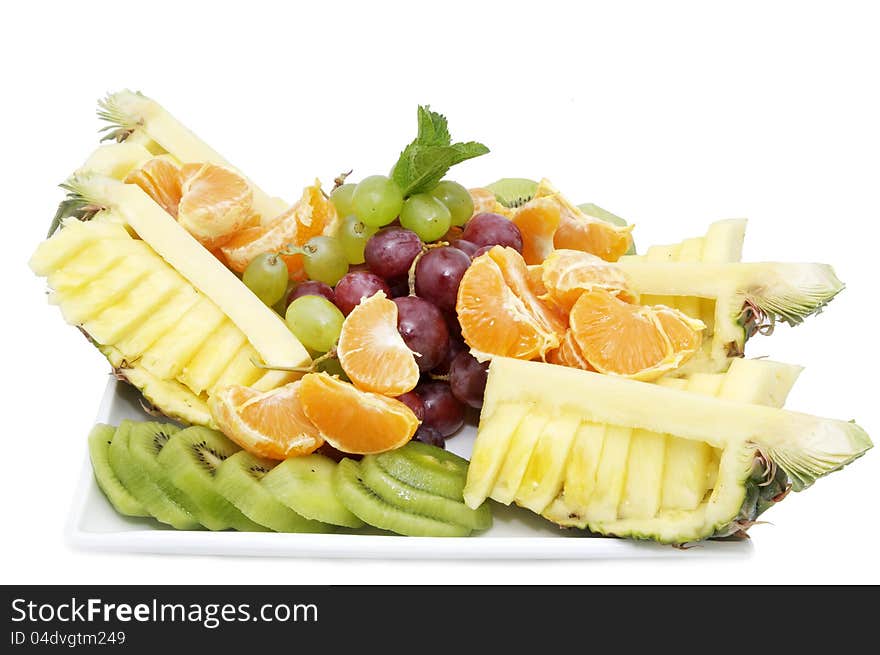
[{"left": 66, "top": 377, "right": 750, "bottom": 559}]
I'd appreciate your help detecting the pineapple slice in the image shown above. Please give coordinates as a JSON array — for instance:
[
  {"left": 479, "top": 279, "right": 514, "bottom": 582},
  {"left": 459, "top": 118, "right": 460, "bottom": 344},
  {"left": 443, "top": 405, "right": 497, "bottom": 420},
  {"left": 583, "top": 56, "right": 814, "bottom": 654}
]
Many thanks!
[
  {"left": 97, "top": 90, "right": 287, "bottom": 221},
  {"left": 178, "top": 320, "right": 247, "bottom": 395},
  {"left": 466, "top": 357, "right": 871, "bottom": 543},
  {"left": 490, "top": 411, "right": 551, "bottom": 504},
  {"left": 515, "top": 412, "right": 581, "bottom": 513}
]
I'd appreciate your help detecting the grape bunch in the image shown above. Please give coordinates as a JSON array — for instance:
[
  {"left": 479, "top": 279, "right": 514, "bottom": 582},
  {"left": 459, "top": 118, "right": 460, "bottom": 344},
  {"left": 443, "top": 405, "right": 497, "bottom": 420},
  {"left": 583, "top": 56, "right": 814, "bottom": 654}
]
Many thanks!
[{"left": 242, "top": 172, "right": 525, "bottom": 446}]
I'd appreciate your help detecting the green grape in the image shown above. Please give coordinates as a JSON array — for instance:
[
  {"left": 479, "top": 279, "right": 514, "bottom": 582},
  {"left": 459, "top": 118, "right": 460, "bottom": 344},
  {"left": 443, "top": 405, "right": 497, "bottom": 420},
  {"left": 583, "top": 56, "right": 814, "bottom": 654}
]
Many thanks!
[
  {"left": 352, "top": 175, "right": 404, "bottom": 227},
  {"left": 330, "top": 183, "right": 356, "bottom": 218},
  {"left": 338, "top": 214, "right": 377, "bottom": 264},
  {"left": 242, "top": 253, "right": 289, "bottom": 306},
  {"left": 430, "top": 180, "right": 474, "bottom": 227},
  {"left": 285, "top": 296, "right": 344, "bottom": 353},
  {"left": 301, "top": 236, "right": 349, "bottom": 286},
  {"left": 399, "top": 193, "right": 452, "bottom": 242},
  {"left": 316, "top": 356, "right": 349, "bottom": 381},
  {"left": 272, "top": 280, "right": 297, "bottom": 316}
]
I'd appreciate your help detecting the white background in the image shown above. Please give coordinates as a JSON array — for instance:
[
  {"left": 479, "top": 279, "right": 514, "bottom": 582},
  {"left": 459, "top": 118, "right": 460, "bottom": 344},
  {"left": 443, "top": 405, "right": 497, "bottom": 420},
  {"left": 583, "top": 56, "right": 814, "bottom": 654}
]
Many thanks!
[{"left": 3, "top": 0, "right": 878, "bottom": 584}]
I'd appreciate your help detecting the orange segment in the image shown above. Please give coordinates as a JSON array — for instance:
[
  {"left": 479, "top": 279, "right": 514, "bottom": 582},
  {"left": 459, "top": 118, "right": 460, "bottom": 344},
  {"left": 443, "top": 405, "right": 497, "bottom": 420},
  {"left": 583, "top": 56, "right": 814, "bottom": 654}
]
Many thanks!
[
  {"left": 569, "top": 288, "right": 675, "bottom": 381},
  {"left": 124, "top": 158, "right": 183, "bottom": 217},
  {"left": 221, "top": 180, "right": 338, "bottom": 278},
  {"left": 337, "top": 291, "right": 419, "bottom": 395},
  {"left": 547, "top": 329, "right": 593, "bottom": 370},
  {"left": 209, "top": 381, "right": 323, "bottom": 460},
  {"left": 177, "top": 163, "right": 257, "bottom": 250},
  {"left": 655, "top": 306, "right": 704, "bottom": 357},
  {"left": 511, "top": 196, "right": 562, "bottom": 265},
  {"left": 532, "top": 179, "right": 633, "bottom": 262},
  {"left": 540, "top": 249, "right": 637, "bottom": 312},
  {"left": 456, "top": 246, "right": 564, "bottom": 361},
  {"left": 468, "top": 187, "right": 514, "bottom": 219},
  {"left": 299, "top": 373, "right": 419, "bottom": 455}
]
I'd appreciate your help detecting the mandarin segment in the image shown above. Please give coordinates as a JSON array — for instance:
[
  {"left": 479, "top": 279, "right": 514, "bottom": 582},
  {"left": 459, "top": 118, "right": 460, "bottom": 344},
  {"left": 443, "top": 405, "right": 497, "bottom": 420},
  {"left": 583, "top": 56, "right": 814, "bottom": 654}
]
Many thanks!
[
  {"left": 337, "top": 291, "right": 420, "bottom": 396},
  {"left": 209, "top": 381, "right": 324, "bottom": 460},
  {"left": 655, "top": 306, "right": 705, "bottom": 357},
  {"left": 540, "top": 249, "right": 636, "bottom": 312},
  {"left": 176, "top": 163, "right": 257, "bottom": 250},
  {"left": 221, "top": 180, "right": 338, "bottom": 277},
  {"left": 569, "top": 288, "right": 675, "bottom": 380},
  {"left": 512, "top": 196, "right": 562, "bottom": 265},
  {"left": 299, "top": 373, "right": 419, "bottom": 455},
  {"left": 547, "top": 329, "right": 594, "bottom": 370},
  {"left": 124, "top": 157, "right": 183, "bottom": 217},
  {"left": 456, "top": 247, "right": 562, "bottom": 362}
]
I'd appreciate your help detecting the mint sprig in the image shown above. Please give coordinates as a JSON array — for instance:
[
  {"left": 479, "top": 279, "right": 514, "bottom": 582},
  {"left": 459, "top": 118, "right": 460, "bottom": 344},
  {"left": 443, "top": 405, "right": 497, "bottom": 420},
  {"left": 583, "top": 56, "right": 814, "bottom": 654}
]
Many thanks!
[{"left": 391, "top": 106, "right": 489, "bottom": 196}]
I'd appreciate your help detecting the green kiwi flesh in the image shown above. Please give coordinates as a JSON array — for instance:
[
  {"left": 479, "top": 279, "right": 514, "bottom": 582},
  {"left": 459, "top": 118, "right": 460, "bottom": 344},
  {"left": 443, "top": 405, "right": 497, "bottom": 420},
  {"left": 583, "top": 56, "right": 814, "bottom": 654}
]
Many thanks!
[
  {"left": 88, "top": 424, "right": 149, "bottom": 517},
  {"left": 360, "top": 456, "right": 491, "bottom": 531},
  {"left": 485, "top": 178, "right": 538, "bottom": 209},
  {"left": 333, "top": 458, "right": 470, "bottom": 537},
  {"left": 108, "top": 420, "right": 200, "bottom": 530},
  {"left": 158, "top": 427, "right": 267, "bottom": 532},
  {"left": 214, "top": 451, "right": 333, "bottom": 533},
  {"left": 375, "top": 441, "right": 468, "bottom": 501},
  {"left": 261, "top": 455, "right": 364, "bottom": 528}
]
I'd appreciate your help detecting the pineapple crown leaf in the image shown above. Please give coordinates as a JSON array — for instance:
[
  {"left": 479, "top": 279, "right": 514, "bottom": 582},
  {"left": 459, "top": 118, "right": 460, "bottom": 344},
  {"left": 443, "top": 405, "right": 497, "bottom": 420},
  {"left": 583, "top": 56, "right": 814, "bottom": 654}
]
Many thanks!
[
  {"left": 96, "top": 90, "right": 144, "bottom": 142},
  {"left": 740, "top": 264, "right": 846, "bottom": 328},
  {"left": 47, "top": 177, "right": 105, "bottom": 237}
]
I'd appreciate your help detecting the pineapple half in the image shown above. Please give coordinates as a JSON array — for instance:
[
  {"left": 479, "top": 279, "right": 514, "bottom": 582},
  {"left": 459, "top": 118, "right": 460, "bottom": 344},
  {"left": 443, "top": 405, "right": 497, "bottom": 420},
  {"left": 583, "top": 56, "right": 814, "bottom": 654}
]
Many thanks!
[
  {"left": 613, "top": 218, "right": 843, "bottom": 373},
  {"left": 464, "top": 357, "right": 871, "bottom": 544},
  {"left": 30, "top": 174, "right": 310, "bottom": 427}
]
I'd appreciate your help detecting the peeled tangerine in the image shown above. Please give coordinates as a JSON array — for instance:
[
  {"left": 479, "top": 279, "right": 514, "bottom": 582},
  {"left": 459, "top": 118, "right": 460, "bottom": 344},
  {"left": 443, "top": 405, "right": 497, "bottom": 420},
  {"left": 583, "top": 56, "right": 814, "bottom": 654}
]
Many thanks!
[
  {"left": 125, "top": 159, "right": 257, "bottom": 249},
  {"left": 568, "top": 288, "right": 704, "bottom": 381},
  {"left": 512, "top": 179, "right": 633, "bottom": 264},
  {"left": 221, "top": 180, "right": 338, "bottom": 279},
  {"left": 337, "top": 291, "right": 420, "bottom": 396},
  {"left": 456, "top": 246, "right": 566, "bottom": 362}
]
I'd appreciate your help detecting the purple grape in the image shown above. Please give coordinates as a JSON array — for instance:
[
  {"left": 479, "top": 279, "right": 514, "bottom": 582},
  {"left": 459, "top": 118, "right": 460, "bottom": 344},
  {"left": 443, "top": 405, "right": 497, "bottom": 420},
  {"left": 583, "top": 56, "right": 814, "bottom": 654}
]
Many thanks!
[
  {"left": 418, "top": 382, "right": 465, "bottom": 437},
  {"left": 448, "top": 351, "right": 489, "bottom": 409},
  {"left": 433, "top": 336, "right": 467, "bottom": 375},
  {"left": 471, "top": 245, "right": 494, "bottom": 259},
  {"left": 462, "top": 212, "right": 523, "bottom": 252},
  {"left": 442, "top": 310, "right": 463, "bottom": 340},
  {"left": 393, "top": 297, "right": 449, "bottom": 372},
  {"left": 395, "top": 391, "right": 425, "bottom": 422},
  {"left": 334, "top": 271, "right": 391, "bottom": 315},
  {"left": 450, "top": 239, "right": 479, "bottom": 257},
  {"left": 387, "top": 276, "right": 410, "bottom": 298},
  {"left": 364, "top": 227, "right": 423, "bottom": 279},
  {"left": 413, "top": 425, "right": 446, "bottom": 449},
  {"left": 414, "top": 246, "right": 472, "bottom": 312},
  {"left": 287, "top": 280, "right": 336, "bottom": 306}
]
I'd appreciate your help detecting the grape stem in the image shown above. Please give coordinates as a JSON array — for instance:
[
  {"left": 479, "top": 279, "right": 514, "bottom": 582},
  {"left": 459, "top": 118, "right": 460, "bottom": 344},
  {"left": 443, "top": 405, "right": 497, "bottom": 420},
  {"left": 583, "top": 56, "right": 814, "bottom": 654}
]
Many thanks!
[
  {"left": 250, "top": 348, "right": 339, "bottom": 374},
  {"left": 332, "top": 169, "right": 353, "bottom": 191},
  {"left": 429, "top": 373, "right": 451, "bottom": 382},
  {"left": 406, "top": 241, "right": 449, "bottom": 296}
]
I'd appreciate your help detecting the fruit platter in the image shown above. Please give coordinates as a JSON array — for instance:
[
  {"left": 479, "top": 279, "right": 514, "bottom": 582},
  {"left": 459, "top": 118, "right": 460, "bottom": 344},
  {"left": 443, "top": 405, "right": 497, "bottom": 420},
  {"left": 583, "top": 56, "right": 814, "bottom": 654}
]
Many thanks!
[{"left": 34, "top": 92, "right": 871, "bottom": 556}]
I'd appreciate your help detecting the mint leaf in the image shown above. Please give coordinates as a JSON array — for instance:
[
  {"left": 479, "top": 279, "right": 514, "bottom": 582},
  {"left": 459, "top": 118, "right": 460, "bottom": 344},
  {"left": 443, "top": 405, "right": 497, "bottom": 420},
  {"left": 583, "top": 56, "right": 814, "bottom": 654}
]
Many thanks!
[
  {"left": 416, "top": 106, "right": 451, "bottom": 147},
  {"left": 391, "top": 106, "right": 489, "bottom": 196}
]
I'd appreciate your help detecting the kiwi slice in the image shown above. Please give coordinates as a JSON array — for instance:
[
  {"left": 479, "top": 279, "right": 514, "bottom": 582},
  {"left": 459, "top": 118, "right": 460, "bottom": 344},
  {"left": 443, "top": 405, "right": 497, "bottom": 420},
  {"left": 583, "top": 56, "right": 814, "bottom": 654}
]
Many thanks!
[
  {"left": 126, "top": 420, "right": 234, "bottom": 530},
  {"left": 261, "top": 455, "right": 364, "bottom": 528},
  {"left": 360, "top": 456, "right": 491, "bottom": 531},
  {"left": 334, "top": 458, "right": 470, "bottom": 537},
  {"left": 485, "top": 178, "right": 538, "bottom": 209},
  {"left": 214, "top": 451, "right": 333, "bottom": 533},
  {"left": 578, "top": 203, "right": 636, "bottom": 255},
  {"left": 88, "top": 423, "right": 149, "bottom": 517},
  {"left": 108, "top": 420, "right": 200, "bottom": 530},
  {"left": 375, "top": 441, "right": 468, "bottom": 501},
  {"left": 158, "top": 427, "right": 267, "bottom": 532}
]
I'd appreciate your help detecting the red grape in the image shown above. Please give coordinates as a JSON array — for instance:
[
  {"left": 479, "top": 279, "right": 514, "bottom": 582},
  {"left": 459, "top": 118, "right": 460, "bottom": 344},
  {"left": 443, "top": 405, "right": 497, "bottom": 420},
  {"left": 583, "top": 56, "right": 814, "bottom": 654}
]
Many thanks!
[
  {"left": 413, "top": 425, "right": 446, "bottom": 448},
  {"left": 450, "top": 239, "right": 479, "bottom": 257},
  {"left": 471, "top": 245, "right": 494, "bottom": 259},
  {"left": 418, "top": 381, "right": 465, "bottom": 437},
  {"left": 387, "top": 275, "right": 410, "bottom": 298},
  {"left": 462, "top": 212, "right": 523, "bottom": 252},
  {"left": 449, "top": 351, "right": 489, "bottom": 409},
  {"left": 414, "top": 246, "right": 472, "bottom": 312},
  {"left": 395, "top": 391, "right": 425, "bottom": 422},
  {"left": 433, "top": 336, "right": 467, "bottom": 375},
  {"left": 393, "top": 297, "right": 449, "bottom": 372},
  {"left": 364, "top": 227, "right": 423, "bottom": 279},
  {"left": 287, "top": 280, "right": 336, "bottom": 306},
  {"left": 334, "top": 271, "right": 391, "bottom": 315}
]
